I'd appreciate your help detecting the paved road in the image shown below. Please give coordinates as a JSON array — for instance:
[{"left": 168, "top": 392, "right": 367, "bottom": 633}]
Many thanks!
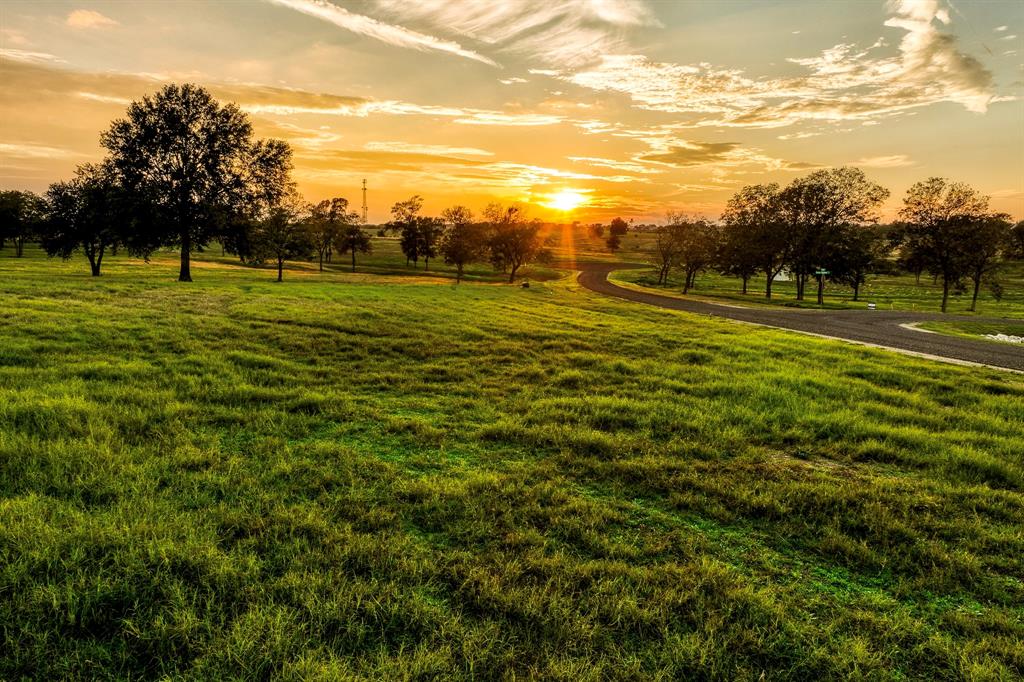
[{"left": 563, "top": 262, "right": 1024, "bottom": 372}]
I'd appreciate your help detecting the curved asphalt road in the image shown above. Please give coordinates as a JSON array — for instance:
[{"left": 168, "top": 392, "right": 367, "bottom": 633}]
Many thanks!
[{"left": 564, "top": 262, "right": 1024, "bottom": 372}]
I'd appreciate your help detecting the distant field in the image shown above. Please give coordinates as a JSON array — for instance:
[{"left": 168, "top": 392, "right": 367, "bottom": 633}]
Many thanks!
[{"left": 2, "top": 247, "right": 1023, "bottom": 679}]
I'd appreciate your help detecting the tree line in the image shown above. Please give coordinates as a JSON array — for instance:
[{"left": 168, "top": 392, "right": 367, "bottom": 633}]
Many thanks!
[
  {"left": 0, "top": 84, "right": 547, "bottom": 284},
  {"left": 643, "top": 168, "right": 1023, "bottom": 312}
]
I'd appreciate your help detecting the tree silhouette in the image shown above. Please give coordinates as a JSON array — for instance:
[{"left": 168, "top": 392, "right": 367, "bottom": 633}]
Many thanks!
[
  {"left": 309, "top": 198, "right": 353, "bottom": 271},
  {"left": 390, "top": 195, "right": 424, "bottom": 266},
  {"left": 484, "top": 202, "right": 541, "bottom": 283},
  {"left": 101, "top": 83, "right": 292, "bottom": 281},
  {"left": 0, "top": 190, "right": 46, "bottom": 257},
  {"left": 417, "top": 217, "right": 443, "bottom": 270},
  {"left": 440, "top": 205, "right": 485, "bottom": 282},
  {"left": 895, "top": 178, "right": 993, "bottom": 312},
  {"left": 721, "top": 184, "right": 788, "bottom": 298},
  {"left": 778, "top": 168, "right": 888, "bottom": 304},
  {"left": 251, "top": 196, "right": 311, "bottom": 282},
  {"left": 42, "top": 163, "right": 124, "bottom": 276},
  {"left": 336, "top": 224, "right": 372, "bottom": 272}
]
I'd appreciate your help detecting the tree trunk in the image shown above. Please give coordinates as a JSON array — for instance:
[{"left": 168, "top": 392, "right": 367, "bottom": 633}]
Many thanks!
[
  {"left": 741, "top": 275, "right": 748, "bottom": 295},
  {"left": 94, "top": 246, "right": 104, "bottom": 276},
  {"left": 424, "top": 256, "right": 429, "bottom": 271},
  {"left": 351, "top": 250, "right": 356, "bottom": 273},
  {"left": 969, "top": 274, "right": 981, "bottom": 312},
  {"left": 796, "top": 273, "right": 805, "bottom": 300},
  {"left": 319, "top": 251, "right": 324, "bottom": 272},
  {"left": 852, "top": 281, "right": 860, "bottom": 302},
  {"left": 816, "top": 275, "right": 824, "bottom": 305},
  {"left": 277, "top": 257, "right": 284, "bottom": 282},
  {"left": 86, "top": 245, "right": 103, "bottom": 276},
  {"left": 15, "top": 237, "right": 25, "bottom": 257},
  {"left": 941, "top": 275, "right": 949, "bottom": 313},
  {"left": 508, "top": 264, "right": 519, "bottom": 283},
  {"left": 179, "top": 233, "right": 192, "bottom": 282},
  {"left": 765, "top": 269, "right": 773, "bottom": 299},
  {"left": 456, "top": 263, "right": 463, "bottom": 283}
]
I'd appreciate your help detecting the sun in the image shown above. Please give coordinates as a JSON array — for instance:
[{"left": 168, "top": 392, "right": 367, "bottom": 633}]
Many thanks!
[{"left": 546, "top": 189, "right": 588, "bottom": 212}]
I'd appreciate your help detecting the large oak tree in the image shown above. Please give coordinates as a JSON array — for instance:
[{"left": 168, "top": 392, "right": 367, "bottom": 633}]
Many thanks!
[{"left": 101, "top": 83, "right": 291, "bottom": 281}]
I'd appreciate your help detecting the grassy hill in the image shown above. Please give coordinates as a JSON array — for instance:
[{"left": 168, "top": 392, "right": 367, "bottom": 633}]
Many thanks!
[{"left": 1, "top": 247, "right": 1022, "bottom": 679}]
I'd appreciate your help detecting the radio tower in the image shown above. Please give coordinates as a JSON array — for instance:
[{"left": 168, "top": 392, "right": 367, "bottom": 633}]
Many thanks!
[{"left": 361, "top": 179, "right": 368, "bottom": 224}]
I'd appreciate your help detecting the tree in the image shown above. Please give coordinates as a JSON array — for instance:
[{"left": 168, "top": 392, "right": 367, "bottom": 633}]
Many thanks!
[
  {"left": 416, "top": 216, "right": 443, "bottom": 270},
  {"left": 388, "top": 195, "right": 424, "bottom": 265},
  {"left": 963, "top": 214, "right": 1012, "bottom": 312},
  {"left": 41, "top": 163, "right": 124, "bottom": 276},
  {"left": 720, "top": 184, "right": 789, "bottom": 298},
  {"left": 609, "top": 217, "right": 628, "bottom": 238},
  {"left": 717, "top": 218, "right": 760, "bottom": 295},
  {"left": 336, "top": 224, "right": 372, "bottom": 272},
  {"left": 650, "top": 221, "right": 684, "bottom": 285},
  {"left": 0, "top": 190, "right": 47, "bottom": 257},
  {"left": 666, "top": 213, "right": 720, "bottom": 294},
  {"left": 895, "top": 178, "right": 993, "bottom": 313},
  {"left": 485, "top": 202, "right": 542, "bottom": 283},
  {"left": 605, "top": 232, "right": 621, "bottom": 252},
  {"left": 1008, "top": 221, "right": 1024, "bottom": 260},
  {"left": 251, "top": 196, "right": 311, "bottom": 282},
  {"left": 826, "top": 225, "right": 887, "bottom": 301},
  {"left": 440, "top": 205, "right": 485, "bottom": 282},
  {"left": 101, "top": 83, "right": 292, "bottom": 281},
  {"left": 779, "top": 168, "right": 888, "bottom": 304},
  {"left": 308, "top": 198, "right": 353, "bottom": 271}
]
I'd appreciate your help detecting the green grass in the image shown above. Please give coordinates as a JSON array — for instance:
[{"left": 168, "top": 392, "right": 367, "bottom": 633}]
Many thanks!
[
  {"left": 2, "top": 246, "right": 1023, "bottom": 679},
  {"left": 917, "top": 321, "right": 1024, "bottom": 343}
]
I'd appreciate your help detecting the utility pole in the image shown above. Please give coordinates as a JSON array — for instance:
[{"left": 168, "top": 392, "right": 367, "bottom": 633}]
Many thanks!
[{"left": 361, "top": 179, "right": 368, "bottom": 224}]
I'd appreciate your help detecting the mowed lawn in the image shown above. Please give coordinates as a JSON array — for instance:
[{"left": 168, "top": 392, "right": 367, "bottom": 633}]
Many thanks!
[{"left": 1, "top": 250, "right": 1023, "bottom": 680}]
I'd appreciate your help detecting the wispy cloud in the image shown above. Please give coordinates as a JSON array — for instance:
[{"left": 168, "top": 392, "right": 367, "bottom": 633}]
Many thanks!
[
  {"left": 364, "top": 141, "right": 494, "bottom": 157},
  {"left": 66, "top": 9, "right": 119, "bottom": 29},
  {"left": 264, "top": 0, "right": 498, "bottom": 66},
  {"left": 0, "top": 48, "right": 66, "bottom": 65},
  {"left": 568, "top": 156, "right": 662, "bottom": 174},
  {"left": 373, "top": 0, "right": 659, "bottom": 67},
  {"left": 0, "top": 142, "right": 80, "bottom": 159},
  {"left": 852, "top": 154, "right": 914, "bottom": 168}
]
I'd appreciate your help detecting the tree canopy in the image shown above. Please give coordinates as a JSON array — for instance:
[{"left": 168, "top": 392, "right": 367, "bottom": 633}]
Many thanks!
[
  {"left": 100, "top": 83, "right": 292, "bottom": 281},
  {"left": 42, "top": 163, "right": 124, "bottom": 276}
]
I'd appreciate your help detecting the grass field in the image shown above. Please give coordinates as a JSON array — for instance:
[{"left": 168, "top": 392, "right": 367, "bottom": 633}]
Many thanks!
[{"left": 2, "top": 246, "right": 1023, "bottom": 679}]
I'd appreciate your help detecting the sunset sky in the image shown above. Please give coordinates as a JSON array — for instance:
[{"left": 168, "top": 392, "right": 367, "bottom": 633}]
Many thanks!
[{"left": 1, "top": 0, "right": 1022, "bottom": 222}]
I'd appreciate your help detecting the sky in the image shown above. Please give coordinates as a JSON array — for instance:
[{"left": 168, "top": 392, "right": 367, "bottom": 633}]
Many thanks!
[{"left": 1, "top": 0, "right": 1022, "bottom": 223}]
